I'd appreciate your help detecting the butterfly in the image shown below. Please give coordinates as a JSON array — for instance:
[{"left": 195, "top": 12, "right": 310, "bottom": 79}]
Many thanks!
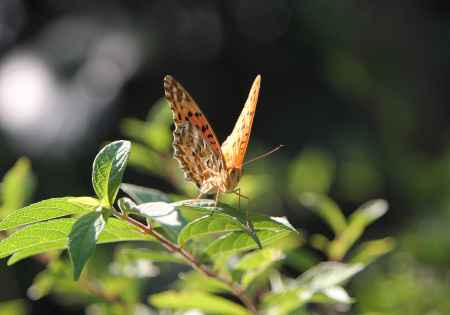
[{"left": 163, "top": 75, "right": 261, "bottom": 204}]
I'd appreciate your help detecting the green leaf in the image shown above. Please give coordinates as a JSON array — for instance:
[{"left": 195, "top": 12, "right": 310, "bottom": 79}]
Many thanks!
[
  {"left": 0, "top": 157, "right": 36, "bottom": 216},
  {"left": 299, "top": 193, "right": 347, "bottom": 235},
  {"left": 235, "top": 248, "right": 285, "bottom": 288},
  {"left": 349, "top": 237, "right": 395, "bottom": 265},
  {"left": 178, "top": 208, "right": 298, "bottom": 247},
  {"left": 121, "top": 183, "right": 170, "bottom": 203},
  {"left": 206, "top": 229, "right": 296, "bottom": 256},
  {"left": 68, "top": 211, "right": 106, "bottom": 280},
  {"left": 0, "top": 219, "right": 76, "bottom": 260},
  {"left": 149, "top": 291, "right": 249, "bottom": 315},
  {"left": 178, "top": 214, "right": 243, "bottom": 246},
  {"left": 1, "top": 218, "right": 153, "bottom": 265},
  {"left": 131, "top": 201, "right": 186, "bottom": 242},
  {"left": 0, "top": 197, "right": 99, "bottom": 231},
  {"left": 92, "top": 140, "right": 131, "bottom": 207},
  {"left": 297, "top": 262, "right": 363, "bottom": 292},
  {"left": 263, "top": 263, "right": 361, "bottom": 314},
  {"left": 328, "top": 199, "right": 388, "bottom": 260}
]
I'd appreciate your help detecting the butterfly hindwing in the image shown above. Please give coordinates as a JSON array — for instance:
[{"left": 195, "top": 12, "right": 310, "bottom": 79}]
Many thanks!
[{"left": 221, "top": 75, "right": 261, "bottom": 170}]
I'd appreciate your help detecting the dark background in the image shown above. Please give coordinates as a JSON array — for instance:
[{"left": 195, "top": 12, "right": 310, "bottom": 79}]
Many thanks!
[{"left": 1, "top": 1, "right": 450, "bottom": 314}]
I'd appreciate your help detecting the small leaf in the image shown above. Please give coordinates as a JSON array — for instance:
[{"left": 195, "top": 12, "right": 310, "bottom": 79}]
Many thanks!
[
  {"left": 349, "top": 237, "right": 395, "bottom": 265},
  {"left": 92, "top": 140, "right": 131, "bottom": 207},
  {"left": 299, "top": 193, "right": 347, "bottom": 236},
  {"left": 132, "top": 201, "right": 186, "bottom": 241},
  {"left": 149, "top": 291, "right": 249, "bottom": 315},
  {"left": 311, "top": 286, "right": 353, "bottom": 304},
  {"left": 328, "top": 199, "right": 388, "bottom": 260},
  {"left": 0, "top": 157, "right": 36, "bottom": 216},
  {"left": 206, "top": 229, "right": 295, "bottom": 256},
  {"left": 68, "top": 211, "right": 106, "bottom": 280},
  {"left": 117, "top": 197, "right": 137, "bottom": 214},
  {"left": 0, "top": 197, "right": 99, "bottom": 231},
  {"left": 297, "top": 262, "right": 363, "bottom": 292},
  {"left": 121, "top": 183, "right": 170, "bottom": 203}
]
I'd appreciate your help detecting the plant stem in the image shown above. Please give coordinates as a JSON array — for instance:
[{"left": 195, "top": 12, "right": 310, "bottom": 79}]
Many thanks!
[{"left": 113, "top": 209, "right": 258, "bottom": 315}]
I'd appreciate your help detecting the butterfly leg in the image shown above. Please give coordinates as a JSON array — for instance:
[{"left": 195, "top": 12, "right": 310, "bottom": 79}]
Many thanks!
[{"left": 214, "top": 191, "right": 220, "bottom": 207}]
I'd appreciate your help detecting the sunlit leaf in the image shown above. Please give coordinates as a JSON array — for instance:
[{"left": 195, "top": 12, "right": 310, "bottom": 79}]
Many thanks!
[
  {"left": 297, "top": 262, "right": 363, "bottom": 291},
  {"left": 329, "top": 199, "right": 388, "bottom": 260},
  {"left": 0, "top": 157, "right": 36, "bottom": 216},
  {"left": 0, "top": 218, "right": 153, "bottom": 265},
  {"left": 299, "top": 192, "right": 347, "bottom": 235},
  {"left": 349, "top": 237, "right": 395, "bottom": 265},
  {"left": 69, "top": 211, "right": 106, "bottom": 280},
  {"left": 149, "top": 290, "right": 249, "bottom": 315},
  {"left": 92, "top": 140, "right": 131, "bottom": 207},
  {"left": 0, "top": 197, "right": 99, "bottom": 231},
  {"left": 206, "top": 229, "right": 295, "bottom": 256},
  {"left": 121, "top": 183, "right": 170, "bottom": 203}
]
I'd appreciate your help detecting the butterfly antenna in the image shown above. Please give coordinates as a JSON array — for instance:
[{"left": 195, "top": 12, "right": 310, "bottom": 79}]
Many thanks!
[{"left": 241, "top": 145, "right": 285, "bottom": 168}]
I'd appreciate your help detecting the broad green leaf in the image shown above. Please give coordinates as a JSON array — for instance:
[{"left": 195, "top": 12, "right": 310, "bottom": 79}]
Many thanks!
[
  {"left": 176, "top": 271, "right": 231, "bottom": 293},
  {"left": 0, "top": 157, "right": 36, "bottom": 216},
  {"left": 0, "top": 299, "right": 27, "bottom": 315},
  {"left": 235, "top": 248, "right": 285, "bottom": 288},
  {"left": 0, "top": 197, "right": 99, "bottom": 231},
  {"left": 178, "top": 207, "right": 298, "bottom": 247},
  {"left": 206, "top": 229, "right": 295, "bottom": 256},
  {"left": 299, "top": 192, "right": 346, "bottom": 235},
  {"left": 92, "top": 140, "right": 131, "bottom": 207},
  {"left": 0, "top": 218, "right": 153, "bottom": 265},
  {"left": 149, "top": 291, "right": 249, "bottom": 315},
  {"left": 68, "top": 211, "right": 106, "bottom": 279},
  {"left": 121, "top": 183, "right": 170, "bottom": 203},
  {"left": 0, "top": 219, "right": 76, "bottom": 260},
  {"left": 349, "top": 237, "right": 395, "bottom": 265},
  {"left": 116, "top": 247, "right": 187, "bottom": 265},
  {"left": 178, "top": 214, "right": 243, "bottom": 246},
  {"left": 328, "top": 199, "right": 388, "bottom": 260}
]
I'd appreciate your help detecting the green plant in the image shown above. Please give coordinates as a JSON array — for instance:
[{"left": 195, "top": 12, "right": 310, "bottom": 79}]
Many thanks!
[{"left": 0, "top": 100, "right": 393, "bottom": 315}]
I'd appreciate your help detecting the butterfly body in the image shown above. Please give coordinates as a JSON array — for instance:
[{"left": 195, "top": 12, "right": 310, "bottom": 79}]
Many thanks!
[{"left": 164, "top": 75, "right": 261, "bottom": 201}]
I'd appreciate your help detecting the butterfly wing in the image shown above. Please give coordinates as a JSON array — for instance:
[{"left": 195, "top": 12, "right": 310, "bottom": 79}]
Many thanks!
[
  {"left": 164, "top": 75, "right": 226, "bottom": 190},
  {"left": 221, "top": 75, "right": 261, "bottom": 170}
]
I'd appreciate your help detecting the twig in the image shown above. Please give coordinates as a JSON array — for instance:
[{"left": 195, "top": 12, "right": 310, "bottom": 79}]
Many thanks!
[{"left": 113, "top": 209, "right": 259, "bottom": 315}]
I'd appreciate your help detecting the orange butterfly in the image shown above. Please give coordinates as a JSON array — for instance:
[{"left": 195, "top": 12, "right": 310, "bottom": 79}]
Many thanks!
[{"left": 164, "top": 75, "right": 261, "bottom": 204}]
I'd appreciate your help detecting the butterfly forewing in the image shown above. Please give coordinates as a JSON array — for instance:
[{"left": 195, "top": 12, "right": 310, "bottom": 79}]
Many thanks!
[
  {"left": 164, "top": 75, "right": 226, "bottom": 191},
  {"left": 221, "top": 75, "right": 261, "bottom": 170}
]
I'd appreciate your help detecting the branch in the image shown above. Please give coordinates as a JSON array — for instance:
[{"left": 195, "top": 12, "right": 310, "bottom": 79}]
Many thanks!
[{"left": 112, "top": 209, "right": 258, "bottom": 315}]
